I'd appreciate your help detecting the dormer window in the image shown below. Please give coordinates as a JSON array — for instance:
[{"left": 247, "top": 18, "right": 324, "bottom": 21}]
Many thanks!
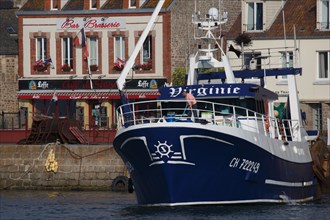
[
  {"left": 129, "top": 0, "right": 137, "bottom": 8},
  {"left": 51, "top": 0, "right": 58, "bottom": 10},
  {"left": 90, "top": 0, "right": 97, "bottom": 10},
  {"left": 245, "top": 1, "right": 263, "bottom": 31},
  {"left": 319, "top": 0, "right": 330, "bottom": 30}
]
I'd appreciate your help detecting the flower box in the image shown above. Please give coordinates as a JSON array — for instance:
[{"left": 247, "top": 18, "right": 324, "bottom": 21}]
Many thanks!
[
  {"left": 62, "top": 64, "right": 71, "bottom": 72},
  {"left": 90, "top": 65, "right": 98, "bottom": 71}
]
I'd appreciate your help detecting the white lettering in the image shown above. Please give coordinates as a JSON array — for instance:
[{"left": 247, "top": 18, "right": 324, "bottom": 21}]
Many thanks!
[{"left": 229, "top": 157, "right": 260, "bottom": 173}]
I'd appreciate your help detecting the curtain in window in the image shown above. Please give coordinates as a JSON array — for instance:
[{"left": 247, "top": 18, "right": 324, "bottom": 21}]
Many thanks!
[
  {"left": 36, "top": 38, "right": 47, "bottom": 60},
  {"left": 89, "top": 37, "right": 98, "bottom": 65},
  {"left": 114, "top": 36, "right": 125, "bottom": 61},
  {"left": 247, "top": 3, "right": 254, "bottom": 30},
  {"left": 319, "top": 52, "right": 328, "bottom": 78},
  {"left": 62, "top": 37, "right": 73, "bottom": 66},
  {"left": 321, "top": 0, "right": 329, "bottom": 29}
]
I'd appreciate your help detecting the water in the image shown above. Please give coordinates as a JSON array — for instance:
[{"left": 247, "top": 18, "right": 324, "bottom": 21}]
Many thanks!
[{"left": 1, "top": 191, "right": 330, "bottom": 220}]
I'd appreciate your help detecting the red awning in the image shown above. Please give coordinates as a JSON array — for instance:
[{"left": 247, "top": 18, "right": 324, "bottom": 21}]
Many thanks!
[{"left": 17, "top": 90, "right": 160, "bottom": 100}]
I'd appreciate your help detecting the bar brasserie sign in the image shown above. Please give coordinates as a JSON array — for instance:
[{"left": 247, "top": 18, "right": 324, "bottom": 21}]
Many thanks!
[{"left": 57, "top": 17, "right": 126, "bottom": 30}]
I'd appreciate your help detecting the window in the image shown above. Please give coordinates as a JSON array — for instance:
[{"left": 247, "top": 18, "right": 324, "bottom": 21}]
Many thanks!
[
  {"left": 244, "top": 52, "right": 261, "bottom": 70},
  {"left": 51, "top": 0, "right": 58, "bottom": 10},
  {"left": 320, "top": 0, "right": 330, "bottom": 29},
  {"left": 62, "top": 37, "right": 73, "bottom": 68},
  {"left": 89, "top": 36, "right": 98, "bottom": 65},
  {"left": 142, "top": 35, "right": 152, "bottom": 64},
  {"left": 129, "top": 0, "right": 137, "bottom": 8},
  {"left": 114, "top": 36, "right": 125, "bottom": 61},
  {"left": 280, "top": 51, "right": 293, "bottom": 79},
  {"left": 319, "top": 51, "right": 330, "bottom": 79},
  {"left": 90, "top": 0, "right": 97, "bottom": 9},
  {"left": 311, "top": 103, "right": 322, "bottom": 131},
  {"left": 246, "top": 2, "right": 263, "bottom": 31},
  {"left": 36, "top": 37, "right": 47, "bottom": 61}
]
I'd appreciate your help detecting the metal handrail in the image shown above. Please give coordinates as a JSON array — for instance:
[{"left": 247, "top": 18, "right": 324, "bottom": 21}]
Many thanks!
[{"left": 115, "top": 100, "right": 299, "bottom": 141}]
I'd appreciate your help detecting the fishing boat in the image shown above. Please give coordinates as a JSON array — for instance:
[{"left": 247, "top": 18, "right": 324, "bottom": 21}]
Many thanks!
[{"left": 113, "top": 0, "right": 327, "bottom": 206}]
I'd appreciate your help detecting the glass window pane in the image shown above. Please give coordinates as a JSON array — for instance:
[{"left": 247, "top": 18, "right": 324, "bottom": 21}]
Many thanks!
[
  {"left": 142, "top": 36, "right": 152, "bottom": 63},
  {"left": 130, "top": 0, "right": 137, "bottom": 7},
  {"left": 256, "top": 3, "right": 263, "bottom": 30}
]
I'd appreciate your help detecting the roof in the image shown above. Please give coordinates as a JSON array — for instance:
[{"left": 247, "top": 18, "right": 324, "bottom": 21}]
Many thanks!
[
  {"left": 227, "top": 0, "right": 330, "bottom": 40},
  {"left": 19, "top": 0, "right": 176, "bottom": 11},
  {"left": 0, "top": 8, "right": 18, "bottom": 55},
  {"left": 62, "top": 0, "right": 84, "bottom": 10},
  {"left": 20, "top": 0, "right": 44, "bottom": 11},
  {"left": 142, "top": 0, "right": 175, "bottom": 8},
  {"left": 101, "top": 0, "right": 123, "bottom": 10}
]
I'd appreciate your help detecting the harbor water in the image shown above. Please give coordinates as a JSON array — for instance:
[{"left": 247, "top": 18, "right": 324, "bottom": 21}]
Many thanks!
[{"left": 1, "top": 191, "right": 330, "bottom": 219}]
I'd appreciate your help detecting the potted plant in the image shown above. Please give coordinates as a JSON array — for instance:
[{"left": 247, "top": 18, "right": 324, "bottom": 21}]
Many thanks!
[
  {"left": 90, "top": 64, "right": 98, "bottom": 71},
  {"left": 139, "top": 59, "right": 152, "bottom": 70},
  {"left": 113, "top": 58, "right": 125, "bottom": 71},
  {"left": 61, "top": 63, "right": 71, "bottom": 72},
  {"left": 33, "top": 60, "right": 47, "bottom": 72}
]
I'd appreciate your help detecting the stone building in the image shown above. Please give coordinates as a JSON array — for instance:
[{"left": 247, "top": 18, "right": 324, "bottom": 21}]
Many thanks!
[{"left": 0, "top": 1, "right": 19, "bottom": 119}]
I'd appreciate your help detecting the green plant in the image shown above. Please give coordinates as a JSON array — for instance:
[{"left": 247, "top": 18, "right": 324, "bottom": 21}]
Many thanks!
[
  {"left": 172, "top": 67, "right": 186, "bottom": 86},
  {"left": 234, "top": 33, "right": 252, "bottom": 47}
]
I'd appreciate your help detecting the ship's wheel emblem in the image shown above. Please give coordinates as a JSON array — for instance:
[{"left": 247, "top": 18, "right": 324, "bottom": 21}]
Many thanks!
[{"left": 154, "top": 141, "right": 173, "bottom": 158}]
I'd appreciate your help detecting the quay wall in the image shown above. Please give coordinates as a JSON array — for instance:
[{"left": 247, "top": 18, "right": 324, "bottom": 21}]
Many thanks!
[{"left": 0, "top": 144, "right": 127, "bottom": 190}]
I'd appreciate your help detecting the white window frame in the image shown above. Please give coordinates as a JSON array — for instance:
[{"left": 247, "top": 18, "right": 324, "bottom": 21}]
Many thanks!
[
  {"left": 320, "top": 0, "right": 330, "bottom": 30},
  {"left": 90, "top": 0, "right": 97, "bottom": 10},
  {"left": 50, "top": 0, "right": 58, "bottom": 10},
  {"left": 35, "top": 37, "right": 47, "bottom": 61},
  {"left": 318, "top": 51, "right": 330, "bottom": 80},
  {"left": 141, "top": 35, "right": 152, "bottom": 64},
  {"left": 89, "top": 36, "right": 98, "bottom": 65},
  {"left": 62, "top": 37, "right": 73, "bottom": 67},
  {"left": 114, "top": 35, "right": 125, "bottom": 62},
  {"left": 129, "top": 0, "right": 137, "bottom": 8},
  {"left": 245, "top": 1, "right": 263, "bottom": 32}
]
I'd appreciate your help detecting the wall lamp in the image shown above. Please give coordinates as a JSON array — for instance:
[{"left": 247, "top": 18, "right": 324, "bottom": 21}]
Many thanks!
[{"left": 69, "top": 75, "right": 77, "bottom": 80}]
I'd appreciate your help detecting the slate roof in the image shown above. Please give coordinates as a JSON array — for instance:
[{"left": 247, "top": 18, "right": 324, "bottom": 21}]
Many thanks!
[
  {"left": 0, "top": 8, "right": 18, "bottom": 55},
  {"left": 62, "top": 0, "right": 84, "bottom": 10},
  {"left": 20, "top": 0, "right": 44, "bottom": 11},
  {"left": 18, "top": 0, "right": 175, "bottom": 11},
  {"left": 227, "top": 0, "right": 330, "bottom": 40},
  {"left": 142, "top": 0, "right": 175, "bottom": 8},
  {"left": 101, "top": 0, "right": 123, "bottom": 10}
]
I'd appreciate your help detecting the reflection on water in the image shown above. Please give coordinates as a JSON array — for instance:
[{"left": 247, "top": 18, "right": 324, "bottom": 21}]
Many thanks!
[{"left": 1, "top": 191, "right": 330, "bottom": 220}]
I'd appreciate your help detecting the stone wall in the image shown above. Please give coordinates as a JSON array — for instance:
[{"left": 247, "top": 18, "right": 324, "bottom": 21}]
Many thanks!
[
  {"left": 0, "top": 144, "right": 127, "bottom": 190},
  {"left": 170, "top": 0, "right": 241, "bottom": 73},
  {"left": 0, "top": 55, "right": 19, "bottom": 113}
]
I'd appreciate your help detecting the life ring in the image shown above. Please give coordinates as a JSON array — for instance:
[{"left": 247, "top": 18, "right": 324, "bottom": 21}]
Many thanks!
[{"left": 111, "top": 175, "right": 129, "bottom": 192}]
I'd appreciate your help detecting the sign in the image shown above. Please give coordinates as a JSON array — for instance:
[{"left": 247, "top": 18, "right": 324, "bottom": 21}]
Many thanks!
[
  {"left": 57, "top": 17, "right": 126, "bottom": 30},
  {"left": 19, "top": 79, "right": 167, "bottom": 91},
  {"left": 158, "top": 84, "right": 278, "bottom": 100}
]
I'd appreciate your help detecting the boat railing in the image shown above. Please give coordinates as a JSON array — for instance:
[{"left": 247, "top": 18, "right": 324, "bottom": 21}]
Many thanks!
[{"left": 116, "top": 100, "right": 297, "bottom": 141}]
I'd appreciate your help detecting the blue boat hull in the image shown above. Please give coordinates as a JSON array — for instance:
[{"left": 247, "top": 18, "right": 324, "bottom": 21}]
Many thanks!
[{"left": 113, "top": 125, "right": 318, "bottom": 206}]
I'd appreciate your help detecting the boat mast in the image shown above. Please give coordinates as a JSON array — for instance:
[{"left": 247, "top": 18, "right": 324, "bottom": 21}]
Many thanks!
[
  {"left": 116, "top": 0, "right": 165, "bottom": 93},
  {"left": 188, "top": 2, "right": 235, "bottom": 85}
]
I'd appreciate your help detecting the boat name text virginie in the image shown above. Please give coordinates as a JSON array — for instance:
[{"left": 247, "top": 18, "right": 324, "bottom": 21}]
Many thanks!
[
  {"left": 229, "top": 157, "right": 260, "bottom": 173},
  {"left": 169, "top": 86, "right": 241, "bottom": 97}
]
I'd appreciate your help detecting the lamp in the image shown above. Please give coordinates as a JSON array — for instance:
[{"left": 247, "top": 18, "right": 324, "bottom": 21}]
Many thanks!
[{"left": 69, "top": 75, "right": 77, "bottom": 80}]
